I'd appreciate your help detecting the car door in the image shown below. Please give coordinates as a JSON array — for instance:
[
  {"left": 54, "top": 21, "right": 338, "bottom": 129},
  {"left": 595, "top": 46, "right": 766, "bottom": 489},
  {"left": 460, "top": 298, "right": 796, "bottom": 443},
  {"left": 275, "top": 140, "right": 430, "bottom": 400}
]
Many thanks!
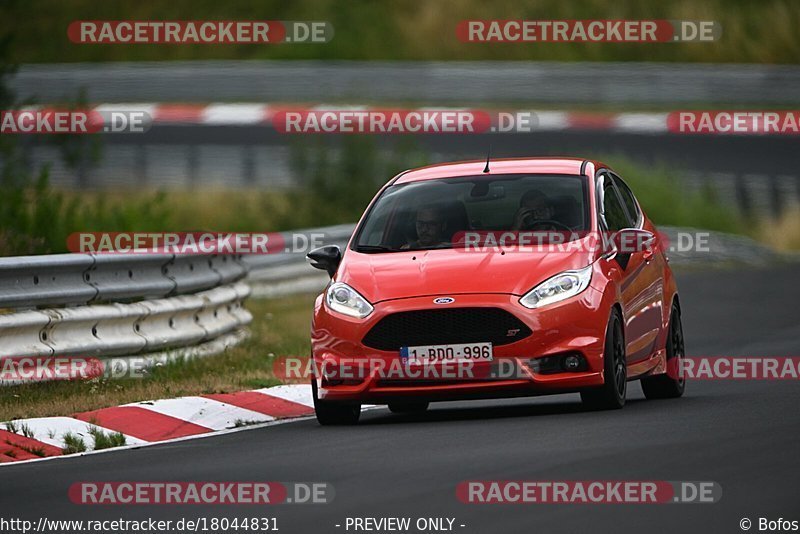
[{"left": 597, "top": 171, "right": 664, "bottom": 364}]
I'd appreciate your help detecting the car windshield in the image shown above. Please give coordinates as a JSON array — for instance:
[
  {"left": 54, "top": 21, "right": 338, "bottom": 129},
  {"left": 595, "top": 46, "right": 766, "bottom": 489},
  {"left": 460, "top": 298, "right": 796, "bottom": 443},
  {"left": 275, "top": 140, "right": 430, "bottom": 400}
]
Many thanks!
[{"left": 353, "top": 174, "right": 590, "bottom": 252}]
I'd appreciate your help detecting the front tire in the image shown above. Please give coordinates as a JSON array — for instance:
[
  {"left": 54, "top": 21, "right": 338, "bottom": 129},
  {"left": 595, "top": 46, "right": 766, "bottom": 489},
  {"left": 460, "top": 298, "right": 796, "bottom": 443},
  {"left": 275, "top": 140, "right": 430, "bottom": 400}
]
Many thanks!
[
  {"left": 312, "top": 379, "right": 361, "bottom": 425},
  {"left": 641, "top": 304, "right": 686, "bottom": 399},
  {"left": 581, "top": 310, "right": 626, "bottom": 410}
]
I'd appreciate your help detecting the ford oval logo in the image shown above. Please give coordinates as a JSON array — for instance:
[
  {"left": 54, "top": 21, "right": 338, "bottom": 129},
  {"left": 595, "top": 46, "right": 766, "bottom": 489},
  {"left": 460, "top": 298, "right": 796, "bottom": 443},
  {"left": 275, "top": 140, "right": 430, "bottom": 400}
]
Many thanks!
[{"left": 433, "top": 297, "right": 455, "bottom": 305}]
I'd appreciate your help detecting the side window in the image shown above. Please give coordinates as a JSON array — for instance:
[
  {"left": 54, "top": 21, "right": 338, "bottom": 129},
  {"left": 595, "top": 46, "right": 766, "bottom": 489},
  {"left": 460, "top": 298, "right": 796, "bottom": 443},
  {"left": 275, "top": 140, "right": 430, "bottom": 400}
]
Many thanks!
[
  {"left": 602, "top": 180, "right": 629, "bottom": 231},
  {"left": 611, "top": 174, "right": 640, "bottom": 227}
]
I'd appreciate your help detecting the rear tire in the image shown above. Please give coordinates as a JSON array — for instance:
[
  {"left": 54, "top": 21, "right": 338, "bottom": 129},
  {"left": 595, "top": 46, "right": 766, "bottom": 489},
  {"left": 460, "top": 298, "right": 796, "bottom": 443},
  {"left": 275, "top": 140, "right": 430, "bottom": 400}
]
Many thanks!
[
  {"left": 581, "top": 310, "right": 626, "bottom": 410},
  {"left": 312, "top": 379, "right": 361, "bottom": 425},
  {"left": 388, "top": 401, "right": 429, "bottom": 414},
  {"left": 641, "top": 304, "right": 686, "bottom": 399}
]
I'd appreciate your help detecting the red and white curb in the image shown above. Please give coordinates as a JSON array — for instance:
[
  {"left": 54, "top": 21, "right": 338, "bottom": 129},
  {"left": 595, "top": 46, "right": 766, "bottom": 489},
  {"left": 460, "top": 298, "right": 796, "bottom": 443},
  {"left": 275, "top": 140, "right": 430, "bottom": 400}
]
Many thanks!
[
  {"left": 88, "top": 103, "right": 669, "bottom": 134},
  {"left": 0, "top": 384, "right": 316, "bottom": 465}
]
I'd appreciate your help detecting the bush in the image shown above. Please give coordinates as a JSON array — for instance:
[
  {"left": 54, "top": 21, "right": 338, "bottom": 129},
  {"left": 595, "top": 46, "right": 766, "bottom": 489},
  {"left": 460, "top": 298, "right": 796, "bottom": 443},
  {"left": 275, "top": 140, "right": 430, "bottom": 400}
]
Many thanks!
[
  {"left": 608, "top": 157, "right": 742, "bottom": 233},
  {"left": 0, "top": 22, "right": 173, "bottom": 255},
  {"left": 283, "top": 136, "right": 429, "bottom": 228}
]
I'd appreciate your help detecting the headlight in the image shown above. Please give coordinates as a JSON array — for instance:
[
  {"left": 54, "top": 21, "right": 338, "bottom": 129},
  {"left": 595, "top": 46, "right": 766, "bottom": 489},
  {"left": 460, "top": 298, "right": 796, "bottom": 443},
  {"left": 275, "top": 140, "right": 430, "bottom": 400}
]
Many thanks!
[
  {"left": 325, "top": 282, "right": 374, "bottom": 318},
  {"left": 519, "top": 264, "right": 593, "bottom": 309}
]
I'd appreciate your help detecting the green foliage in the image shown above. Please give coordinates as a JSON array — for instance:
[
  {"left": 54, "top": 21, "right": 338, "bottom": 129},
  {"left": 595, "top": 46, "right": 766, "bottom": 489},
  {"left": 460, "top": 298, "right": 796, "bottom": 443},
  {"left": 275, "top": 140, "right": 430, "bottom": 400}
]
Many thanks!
[
  {"left": 283, "top": 141, "right": 741, "bottom": 234},
  {"left": 87, "top": 426, "right": 126, "bottom": 450},
  {"left": 23, "top": 445, "right": 46, "bottom": 457},
  {"left": 0, "top": 15, "right": 173, "bottom": 255},
  {"left": 19, "top": 422, "right": 35, "bottom": 439},
  {"left": 607, "top": 157, "right": 742, "bottom": 233},
  {"left": 2, "top": 0, "right": 798, "bottom": 64},
  {"left": 61, "top": 432, "right": 87, "bottom": 454},
  {"left": 0, "top": 168, "right": 173, "bottom": 255},
  {"left": 283, "top": 136, "right": 430, "bottom": 228}
]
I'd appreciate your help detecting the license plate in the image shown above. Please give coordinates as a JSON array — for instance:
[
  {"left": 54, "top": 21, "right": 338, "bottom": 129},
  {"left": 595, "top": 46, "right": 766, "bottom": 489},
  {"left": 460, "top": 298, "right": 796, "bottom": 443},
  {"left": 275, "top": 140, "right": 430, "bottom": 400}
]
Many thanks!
[{"left": 400, "top": 342, "right": 493, "bottom": 365}]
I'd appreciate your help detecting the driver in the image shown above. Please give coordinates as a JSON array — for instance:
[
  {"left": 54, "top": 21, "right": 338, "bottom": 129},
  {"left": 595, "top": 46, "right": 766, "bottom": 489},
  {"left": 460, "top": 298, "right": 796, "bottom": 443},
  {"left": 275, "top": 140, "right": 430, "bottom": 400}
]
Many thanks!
[
  {"left": 512, "top": 189, "right": 557, "bottom": 230},
  {"left": 404, "top": 204, "right": 448, "bottom": 249}
]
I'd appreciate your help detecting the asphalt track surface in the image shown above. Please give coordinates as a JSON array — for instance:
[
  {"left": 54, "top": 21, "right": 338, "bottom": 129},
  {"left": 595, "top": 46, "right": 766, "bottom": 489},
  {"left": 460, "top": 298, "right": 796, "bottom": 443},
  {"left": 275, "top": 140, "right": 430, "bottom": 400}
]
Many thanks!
[{"left": 1, "top": 264, "right": 799, "bottom": 534}]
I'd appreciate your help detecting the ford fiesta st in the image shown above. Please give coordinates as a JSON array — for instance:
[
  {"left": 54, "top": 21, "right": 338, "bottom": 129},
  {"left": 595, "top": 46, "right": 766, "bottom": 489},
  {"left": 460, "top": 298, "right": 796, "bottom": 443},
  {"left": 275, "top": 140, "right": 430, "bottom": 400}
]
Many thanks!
[{"left": 306, "top": 157, "right": 685, "bottom": 425}]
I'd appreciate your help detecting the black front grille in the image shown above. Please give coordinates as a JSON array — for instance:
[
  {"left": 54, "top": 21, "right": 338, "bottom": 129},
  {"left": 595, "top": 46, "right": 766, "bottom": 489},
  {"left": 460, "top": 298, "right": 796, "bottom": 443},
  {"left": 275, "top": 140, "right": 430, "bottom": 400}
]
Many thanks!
[{"left": 362, "top": 307, "right": 531, "bottom": 351}]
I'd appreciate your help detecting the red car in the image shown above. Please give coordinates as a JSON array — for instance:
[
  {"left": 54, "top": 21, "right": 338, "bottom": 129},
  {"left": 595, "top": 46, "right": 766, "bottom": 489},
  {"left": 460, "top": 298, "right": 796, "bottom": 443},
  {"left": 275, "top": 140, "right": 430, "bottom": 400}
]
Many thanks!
[{"left": 307, "top": 157, "right": 685, "bottom": 425}]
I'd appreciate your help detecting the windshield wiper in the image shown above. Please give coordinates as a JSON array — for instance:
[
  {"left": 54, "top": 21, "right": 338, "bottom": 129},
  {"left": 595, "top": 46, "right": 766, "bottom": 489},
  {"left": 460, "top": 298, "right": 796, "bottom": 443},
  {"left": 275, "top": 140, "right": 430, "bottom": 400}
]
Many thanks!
[{"left": 354, "top": 244, "right": 404, "bottom": 253}]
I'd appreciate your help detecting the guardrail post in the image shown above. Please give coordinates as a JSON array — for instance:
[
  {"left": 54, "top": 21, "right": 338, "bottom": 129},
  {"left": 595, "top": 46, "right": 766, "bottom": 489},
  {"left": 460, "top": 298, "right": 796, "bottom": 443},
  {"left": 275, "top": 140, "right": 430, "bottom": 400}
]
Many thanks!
[
  {"left": 137, "top": 144, "right": 148, "bottom": 186},
  {"left": 735, "top": 174, "right": 752, "bottom": 216},
  {"left": 768, "top": 175, "right": 783, "bottom": 218},
  {"left": 242, "top": 145, "right": 255, "bottom": 186},
  {"left": 188, "top": 144, "right": 198, "bottom": 187}
]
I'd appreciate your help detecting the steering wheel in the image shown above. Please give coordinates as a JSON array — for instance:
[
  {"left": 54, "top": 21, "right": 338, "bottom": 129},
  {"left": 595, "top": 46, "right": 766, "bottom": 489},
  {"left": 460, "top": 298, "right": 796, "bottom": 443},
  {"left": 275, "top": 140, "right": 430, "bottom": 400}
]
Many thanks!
[{"left": 520, "top": 218, "right": 572, "bottom": 232}]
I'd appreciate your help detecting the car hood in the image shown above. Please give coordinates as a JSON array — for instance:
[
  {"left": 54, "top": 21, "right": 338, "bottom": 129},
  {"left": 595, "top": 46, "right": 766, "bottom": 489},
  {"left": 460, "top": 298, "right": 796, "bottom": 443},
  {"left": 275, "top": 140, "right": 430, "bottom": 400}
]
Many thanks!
[{"left": 337, "top": 245, "right": 593, "bottom": 303}]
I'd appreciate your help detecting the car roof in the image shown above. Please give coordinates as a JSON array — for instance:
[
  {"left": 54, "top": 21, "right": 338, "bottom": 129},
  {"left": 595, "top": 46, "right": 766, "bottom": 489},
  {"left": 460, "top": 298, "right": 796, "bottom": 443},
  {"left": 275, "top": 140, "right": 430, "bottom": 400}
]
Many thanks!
[{"left": 393, "top": 157, "right": 604, "bottom": 184}]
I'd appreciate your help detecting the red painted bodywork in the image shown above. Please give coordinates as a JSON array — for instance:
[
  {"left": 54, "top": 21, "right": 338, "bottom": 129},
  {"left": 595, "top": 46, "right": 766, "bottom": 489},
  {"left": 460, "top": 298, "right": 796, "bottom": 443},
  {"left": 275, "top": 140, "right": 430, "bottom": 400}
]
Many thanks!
[{"left": 311, "top": 158, "right": 678, "bottom": 404}]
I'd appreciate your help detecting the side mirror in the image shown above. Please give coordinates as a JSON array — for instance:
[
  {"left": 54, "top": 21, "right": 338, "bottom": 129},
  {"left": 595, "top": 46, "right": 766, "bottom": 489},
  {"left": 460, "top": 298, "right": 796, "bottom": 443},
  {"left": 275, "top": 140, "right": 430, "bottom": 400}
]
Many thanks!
[
  {"left": 611, "top": 228, "right": 656, "bottom": 255},
  {"left": 307, "top": 245, "right": 342, "bottom": 278}
]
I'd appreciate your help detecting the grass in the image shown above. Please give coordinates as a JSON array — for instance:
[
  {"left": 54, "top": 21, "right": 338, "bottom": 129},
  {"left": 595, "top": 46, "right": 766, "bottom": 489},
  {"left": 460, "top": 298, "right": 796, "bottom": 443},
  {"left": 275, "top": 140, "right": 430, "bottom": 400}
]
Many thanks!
[
  {"left": 15, "top": 442, "right": 46, "bottom": 457},
  {"left": 62, "top": 432, "right": 87, "bottom": 454},
  {"left": 752, "top": 207, "right": 800, "bottom": 252},
  {"left": 2, "top": 0, "right": 799, "bottom": 64},
  {"left": 3, "top": 420, "right": 125, "bottom": 453},
  {"left": 3, "top": 421, "right": 35, "bottom": 439},
  {"left": 601, "top": 157, "right": 745, "bottom": 234},
  {"left": 87, "top": 426, "right": 126, "bottom": 449},
  {"left": 42, "top": 153, "right": 787, "bottom": 245},
  {"left": 19, "top": 422, "right": 35, "bottom": 439},
  {"left": 0, "top": 135, "right": 423, "bottom": 254},
  {"left": 0, "top": 293, "right": 316, "bottom": 420},
  {"left": 0, "top": 172, "right": 172, "bottom": 255},
  {"left": 5, "top": 127, "right": 794, "bottom": 255},
  {"left": 60, "top": 187, "right": 302, "bottom": 234}
]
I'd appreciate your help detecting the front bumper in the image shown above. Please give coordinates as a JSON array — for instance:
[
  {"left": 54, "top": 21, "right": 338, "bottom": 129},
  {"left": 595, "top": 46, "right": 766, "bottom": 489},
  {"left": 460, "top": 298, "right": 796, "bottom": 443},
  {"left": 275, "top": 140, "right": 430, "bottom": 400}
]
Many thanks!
[{"left": 311, "top": 288, "right": 609, "bottom": 403}]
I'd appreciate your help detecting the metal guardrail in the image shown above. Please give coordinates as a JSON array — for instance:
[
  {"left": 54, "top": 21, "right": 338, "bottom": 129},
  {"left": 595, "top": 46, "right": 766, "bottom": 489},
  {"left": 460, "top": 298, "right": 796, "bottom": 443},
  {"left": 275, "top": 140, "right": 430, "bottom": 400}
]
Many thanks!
[
  {"left": 11, "top": 61, "right": 800, "bottom": 104},
  {"left": 0, "top": 252, "right": 252, "bottom": 384},
  {"left": 241, "top": 224, "right": 354, "bottom": 298},
  {"left": 0, "top": 224, "right": 351, "bottom": 384},
  {"left": 0, "top": 226, "right": 356, "bottom": 385},
  {"left": 0, "top": 282, "right": 251, "bottom": 359},
  {"left": 0, "top": 252, "right": 248, "bottom": 309}
]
